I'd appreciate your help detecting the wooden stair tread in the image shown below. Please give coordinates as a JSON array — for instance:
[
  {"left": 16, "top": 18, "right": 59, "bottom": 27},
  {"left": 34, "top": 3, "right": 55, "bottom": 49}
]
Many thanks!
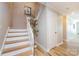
[
  {"left": 16, "top": 50, "right": 32, "bottom": 56},
  {"left": 8, "top": 29, "right": 27, "bottom": 32},
  {"left": 2, "top": 47, "right": 32, "bottom": 56},
  {"left": 3, "top": 44, "right": 30, "bottom": 54},
  {"left": 7, "top": 35, "right": 28, "bottom": 38},
  {"left": 1, "top": 28, "right": 33, "bottom": 56},
  {"left": 5, "top": 39, "right": 29, "bottom": 44},
  {"left": 5, "top": 41, "right": 18, "bottom": 44},
  {"left": 8, "top": 31, "right": 27, "bottom": 33},
  {"left": 4, "top": 41, "right": 30, "bottom": 49}
]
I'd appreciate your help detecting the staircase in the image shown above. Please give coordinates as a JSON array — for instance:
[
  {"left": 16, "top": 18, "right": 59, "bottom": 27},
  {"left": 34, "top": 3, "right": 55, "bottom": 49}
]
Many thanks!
[{"left": 1, "top": 28, "right": 33, "bottom": 56}]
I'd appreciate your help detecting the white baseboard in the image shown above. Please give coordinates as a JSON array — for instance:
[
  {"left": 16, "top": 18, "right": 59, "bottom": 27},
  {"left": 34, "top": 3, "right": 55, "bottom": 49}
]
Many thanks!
[
  {"left": 35, "top": 41, "right": 48, "bottom": 52},
  {"left": 47, "top": 41, "right": 63, "bottom": 52},
  {"left": 56, "top": 41, "right": 63, "bottom": 47},
  {"left": 35, "top": 41, "right": 63, "bottom": 52}
]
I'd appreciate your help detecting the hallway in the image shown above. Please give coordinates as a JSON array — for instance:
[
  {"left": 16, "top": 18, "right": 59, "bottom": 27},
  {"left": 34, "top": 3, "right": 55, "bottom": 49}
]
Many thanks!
[
  {"left": 35, "top": 41, "right": 79, "bottom": 56},
  {"left": 34, "top": 2, "right": 79, "bottom": 56},
  {"left": 49, "top": 41, "right": 79, "bottom": 56},
  {"left": 0, "top": 2, "right": 79, "bottom": 56}
]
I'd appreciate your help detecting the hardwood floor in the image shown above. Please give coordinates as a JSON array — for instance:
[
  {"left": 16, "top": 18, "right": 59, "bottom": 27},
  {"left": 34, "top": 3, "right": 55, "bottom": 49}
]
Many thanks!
[
  {"left": 34, "top": 45, "right": 49, "bottom": 56},
  {"left": 49, "top": 41, "right": 79, "bottom": 56},
  {"left": 34, "top": 48, "right": 45, "bottom": 56},
  {"left": 1, "top": 41, "right": 78, "bottom": 56},
  {"left": 35, "top": 41, "right": 79, "bottom": 56}
]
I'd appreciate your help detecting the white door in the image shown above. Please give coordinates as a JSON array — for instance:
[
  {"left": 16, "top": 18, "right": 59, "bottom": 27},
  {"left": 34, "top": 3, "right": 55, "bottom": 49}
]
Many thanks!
[
  {"left": 75, "top": 22, "right": 79, "bottom": 44},
  {"left": 55, "top": 16, "right": 63, "bottom": 46},
  {"left": 76, "top": 22, "right": 79, "bottom": 43},
  {"left": 76, "top": 22, "right": 79, "bottom": 55}
]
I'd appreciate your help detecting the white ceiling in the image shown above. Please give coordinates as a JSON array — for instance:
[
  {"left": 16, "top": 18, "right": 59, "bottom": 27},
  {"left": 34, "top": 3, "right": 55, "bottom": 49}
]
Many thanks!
[{"left": 42, "top": 2, "right": 79, "bottom": 15}]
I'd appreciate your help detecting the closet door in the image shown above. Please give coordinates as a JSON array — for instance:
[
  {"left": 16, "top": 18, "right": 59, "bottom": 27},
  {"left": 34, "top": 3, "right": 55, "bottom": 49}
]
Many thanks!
[{"left": 55, "top": 15, "right": 63, "bottom": 46}]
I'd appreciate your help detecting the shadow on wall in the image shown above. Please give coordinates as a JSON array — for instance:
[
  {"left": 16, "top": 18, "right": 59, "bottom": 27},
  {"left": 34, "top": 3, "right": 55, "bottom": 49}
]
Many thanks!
[
  {"left": 0, "top": 3, "right": 10, "bottom": 49},
  {"left": 11, "top": 2, "right": 40, "bottom": 29}
]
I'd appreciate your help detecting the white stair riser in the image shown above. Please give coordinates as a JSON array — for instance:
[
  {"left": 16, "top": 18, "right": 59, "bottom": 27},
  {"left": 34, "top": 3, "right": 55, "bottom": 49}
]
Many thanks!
[
  {"left": 2, "top": 47, "right": 32, "bottom": 56},
  {"left": 2, "top": 29, "right": 33, "bottom": 56},
  {"left": 6, "top": 36, "right": 29, "bottom": 41},
  {"left": 7, "top": 33, "right": 28, "bottom": 37},
  {"left": 4, "top": 41, "right": 30, "bottom": 49},
  {"left": 8, "top": 29, "right": 27, "bottom": 32}
]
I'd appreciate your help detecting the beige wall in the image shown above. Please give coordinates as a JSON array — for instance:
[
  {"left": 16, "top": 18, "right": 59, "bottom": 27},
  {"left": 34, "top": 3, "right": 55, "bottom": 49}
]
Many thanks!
[
  {"left": 60, "top": 16, "right": 67, "bottom": 41},
  {"left": 11, "top": 2, "right": 40, "bottom": 29},
  {"left": 8, "top": 3, "right": 14, "bottom": 27},
  {"left": 0, "top": 3, "right": 10, "bottom": 49}
]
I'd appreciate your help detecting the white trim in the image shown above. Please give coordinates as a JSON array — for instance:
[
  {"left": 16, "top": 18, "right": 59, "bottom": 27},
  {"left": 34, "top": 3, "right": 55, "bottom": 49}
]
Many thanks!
[
  {"left": 46, "top": 41, "right": 64, "bottom": 52},
  {"left": 56, "top": 41, "right": 63, "bottom": 47},
  {"left": 26, "top": 16, "right": 34, "bottom": 56},
  {"left": 46, "top": 48, "right": 53, "bottom": 52},
  {"left": 35, "top": 41, "right": 48, "bottom": 52},
  {"left": 7, "top": 32, "right": 28, "bottom": 37},
  {"left": 46, "top": 49, "right": 51, "bottom": 52},
  {"left": 35, "top": 41, "right": 64, "bottom": 52},
  {"left": 0, "top": 27, "right": 10, "bottom": 55},
  {"left": 8, "top": 29, "right": 27, "bottom": 32},
  {"left": 6, "top": 36, "right": 29, "bottom": 41}
]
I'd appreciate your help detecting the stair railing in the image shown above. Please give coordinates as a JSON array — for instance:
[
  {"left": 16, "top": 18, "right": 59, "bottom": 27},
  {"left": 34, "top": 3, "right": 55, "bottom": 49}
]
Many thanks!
[
  {"left": 26, "top": 16, "right": 34, "bottom": 56},
  {"left": 25, "top": 5, "right": 44, "bottom": 56},
  {"left": 0, "top": 27, "right": 9, "bottom": 55},
  {"left": 33, "top": 5, "right": 44, "bottom": 42}
]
